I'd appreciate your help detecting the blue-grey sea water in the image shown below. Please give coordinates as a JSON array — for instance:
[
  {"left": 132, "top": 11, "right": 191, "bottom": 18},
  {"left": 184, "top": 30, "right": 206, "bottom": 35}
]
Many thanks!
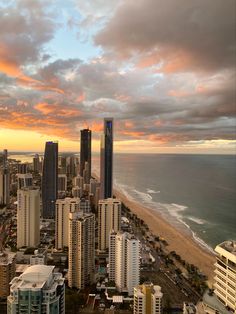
[
  {"left": 111, "top": 154, "right": 236, "bottom": 251},
  {"left": 10, "top": 153, "right": 236, "bottom": 251}
]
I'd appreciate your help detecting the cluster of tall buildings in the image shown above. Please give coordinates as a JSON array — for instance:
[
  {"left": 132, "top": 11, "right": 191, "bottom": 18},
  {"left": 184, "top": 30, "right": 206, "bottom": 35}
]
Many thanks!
[{"left": 0, "top": 117, "right": 235, "bottom": 314}]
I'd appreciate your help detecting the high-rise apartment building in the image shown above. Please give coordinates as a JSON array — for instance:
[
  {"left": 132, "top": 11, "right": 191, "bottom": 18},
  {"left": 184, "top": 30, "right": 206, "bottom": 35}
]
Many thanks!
[
  {"left": 17, "top": 173, "right": 33, "bottom": 189},
  {"left": 80, "top": 129, "right": 91, "bottom": 183},
  {"left": 98, "top": 198, "right": 121, "bottom": 251},
  {"left": 0, "top": 251, "right": 16, "bottom": 299},
  {"left": 17, "top": 187, "right": 40, "bottom": 248},
  {"left": 68, "top": 212, "right": 95, "bottom": 289},
  {"left": 55, "top": 198, "right": 81, "bottom": 250},
  {"left": 100, "top": 118, "right": 113, "bottom": 199},
  {"left": 42, "top": 141, "right": 58, "bottom": 219},
  {"left": 214, "top": 241, "right": 236, "bottom": 313},
  {"left": 17, "top": 163, "right": 28, "bottom": 174},
  {"left": 33, "top": 154, "right": 40, "bottom": 173},
  {"left": 8, "top": 265, "right": 65, "bottom": 314},
  {"left": 58, "top": 174, "right": 67, "bottom": 192},
  {"left": 109, "top": 232, "right": 140, "bottom": 296},
  {"left": 0, "top": 168, "right": 10, "bottom": 206},
  {"left": 134, "top": 283, "right": 163, "bottom": 314}
]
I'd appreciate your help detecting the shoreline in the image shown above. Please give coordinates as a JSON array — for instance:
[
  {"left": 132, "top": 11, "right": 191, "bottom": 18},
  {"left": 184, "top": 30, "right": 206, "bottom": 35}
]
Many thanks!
[{"left": 114, "top": 188, "right": 215, "bottom": 285}]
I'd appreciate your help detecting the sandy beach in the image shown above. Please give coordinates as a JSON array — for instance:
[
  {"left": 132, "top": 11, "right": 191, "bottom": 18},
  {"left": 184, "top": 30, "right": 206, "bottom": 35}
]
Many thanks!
[{"left": 114, "top": 189, "right": 215, "bottom": 285}]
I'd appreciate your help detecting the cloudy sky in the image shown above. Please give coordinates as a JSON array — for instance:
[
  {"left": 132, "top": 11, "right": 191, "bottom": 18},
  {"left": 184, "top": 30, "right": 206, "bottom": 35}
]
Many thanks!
[{"left": 0, "top": 0, "right": 235, "bottom": 153}]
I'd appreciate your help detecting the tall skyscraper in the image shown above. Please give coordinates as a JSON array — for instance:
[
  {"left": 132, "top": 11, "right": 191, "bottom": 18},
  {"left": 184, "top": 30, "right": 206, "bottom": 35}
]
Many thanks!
[
  {"left": 214, "top": 241, "right": 236, "bottom": 312},
  {"left": 68, "top": 212, "right": 95, "bottom": 289},
  {"left": 3, "top": 149, "right": 8, "bottom": 168},
  {"left": 42, "top": 141, "right": 58, "bottom": 219},
  {"left": 80, "top": 128, "right": 91, "bottom": 183},
  {"left": 100, "top": 118, "right": 113, "bottom": 199},
  {"left": 0, "top": 168, "right": 10, "bottom": 206},
  {"left": 0, "top": 251, "right": 16, "bottom": 299},
  {"left": 8, "top": 265, "right": 65, "bottom": 314},
  {"left": 134, "top": 283, "right": 163, "bottom": 314},
  {"left": 98, "top": 198, "right": 121, "bottom": 251},
  {"left": 109, "top": 232, "right": 140, "bottom": 296},
  {"left": 17, "top": 187, "right": 40, "bottom": 248}
]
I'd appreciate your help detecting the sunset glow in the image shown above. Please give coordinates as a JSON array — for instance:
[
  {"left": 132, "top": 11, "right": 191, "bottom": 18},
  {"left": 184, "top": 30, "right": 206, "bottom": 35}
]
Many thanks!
[{"left": 0, "top": 0, "right": 235, "bottom": 153}]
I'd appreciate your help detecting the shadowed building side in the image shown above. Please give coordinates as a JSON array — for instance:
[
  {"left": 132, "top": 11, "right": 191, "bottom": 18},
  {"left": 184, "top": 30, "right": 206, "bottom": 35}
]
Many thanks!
[
  {"left": 80, "top": 128, "right": 91, "bottom": 183},
  {"left": 100, "top": 118, "right": 113, "bottom": 199},
  {"left": 42, "top": 141, "right": 58, "bottom": 219}
]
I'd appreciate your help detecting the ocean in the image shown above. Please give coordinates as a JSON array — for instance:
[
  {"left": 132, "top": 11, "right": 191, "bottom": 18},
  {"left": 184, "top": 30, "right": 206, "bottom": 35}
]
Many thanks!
[
  {"left": 10, "top": 153, "right": 236, "bottom": 251},
  {"left": 111, "top": 154, "right": 236, "bottom": 251}
]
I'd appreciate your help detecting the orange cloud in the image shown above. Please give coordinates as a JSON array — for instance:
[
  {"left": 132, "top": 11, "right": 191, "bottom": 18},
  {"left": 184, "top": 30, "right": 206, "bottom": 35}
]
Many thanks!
[
  {"left": 35, "top": 102, "right": 81, "bottom": 117},
  {"left": 76, "top": 92, "right": 86, "bottom": 102},
  {"left": 124, "top": 121, "right": 134, "bottom": 128},
  {"left": 168, "top": 89, "right": 191, "bottom": 97}
]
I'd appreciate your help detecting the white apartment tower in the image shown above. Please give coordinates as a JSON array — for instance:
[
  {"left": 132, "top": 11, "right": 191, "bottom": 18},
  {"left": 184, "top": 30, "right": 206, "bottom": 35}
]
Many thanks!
[
  {"left": 134, "top": 283, "right": 163, "bottom": 314},
  {"left": 98, "top": 198, "right": 121, "bottom": 251},
  {"left": 17, "top": 173, "right": 33, "bottom": 189},
  {"left": 7, "top": 265, "right": 65, "bottom": 314},
  {"left": 214, "top": 241, "right": 236, "bottom": 313},
  {"left": 55, "top": 198, "right": 81, "bottom": 250},
  {"left": 17, "top": 188, "right": 40, "bottom": 249},
  {"left": 68, "top": 212, "right": 95, "bottom": 289},
  {"left": 109, "top": 232, "right": 140, "bottom": 296}
]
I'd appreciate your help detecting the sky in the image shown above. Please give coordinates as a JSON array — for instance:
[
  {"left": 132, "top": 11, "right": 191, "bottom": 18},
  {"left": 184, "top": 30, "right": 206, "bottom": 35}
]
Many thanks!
[{"left": 0, "top": 0, "right": 235, "bottom": 154}]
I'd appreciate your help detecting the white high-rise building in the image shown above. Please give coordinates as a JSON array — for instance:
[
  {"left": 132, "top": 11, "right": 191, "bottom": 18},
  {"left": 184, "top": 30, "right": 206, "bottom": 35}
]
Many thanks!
[
  {"left": 98, "top": 198, "right": 121, "bottom": 251},
  {"left": 109, "top": 232, "right": 140, "bottom": 296},
  {"left": 214, "top": 241, "right": 236, "bottom": 313},
  {"left": 134, "top": 283, "right": 163, "bottom": 314},
  {"left": 17, "top": 188, "right": 40, "bottom": 249},
  {"left": 8, "top": 265, "right": 65, "bottom": 314},
  {"left": 17, "top": 173, "right": 33, "bottom": 189},
  {"left": 68, "top": 212, "right": 95, "bottom": 289},
  {"left": 55, "top": 198, "right": 81, "bottom": 250}
]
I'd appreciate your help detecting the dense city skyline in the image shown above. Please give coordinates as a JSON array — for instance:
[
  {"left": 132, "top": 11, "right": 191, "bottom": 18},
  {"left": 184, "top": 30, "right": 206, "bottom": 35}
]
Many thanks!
[{"left": 0, "top": 0, "right": 235, "bottom": 154}]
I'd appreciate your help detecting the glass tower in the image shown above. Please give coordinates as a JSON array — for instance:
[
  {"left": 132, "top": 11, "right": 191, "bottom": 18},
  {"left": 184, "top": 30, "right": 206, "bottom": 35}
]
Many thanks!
[
  {"left": 80, "top": 128, "right": 92, "bottom": 182},
  {"left": 100, "top": 118, "right": 113, "bottom": 199},
  {"left": 42, "top": 141, "right": 58, "bottom": 218}
]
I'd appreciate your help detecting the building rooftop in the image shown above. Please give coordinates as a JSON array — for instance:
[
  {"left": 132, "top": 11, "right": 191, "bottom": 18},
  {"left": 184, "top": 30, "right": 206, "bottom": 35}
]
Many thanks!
[
  {"left": 216, "top": 240, "right": 236, "bottom": 256},
  {"left": 10, "top": 265, "right": 55, "bottom": 290},
  {"left": 201, "top": 290, "right": 232, "bottom": 314},
  {"left": 183, "top": 303, "right": 196, "bottom": 314},
  {"left": 0, "top": 251, "right": 16, "bottom": 265}
]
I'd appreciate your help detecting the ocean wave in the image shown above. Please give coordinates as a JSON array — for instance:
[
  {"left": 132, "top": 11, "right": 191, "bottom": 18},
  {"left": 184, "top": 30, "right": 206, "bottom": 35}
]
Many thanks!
[
  {"left": 147, "top": 189, "right": 160, "bottom": 194},
  {"left": 187, "top": 216, "right": 206, "bottom": 225},
  {"left": 133, "top": 189, "right": 153, "bottom": 202},
  {"left": 192, "top": 232, "right": 215, "bottom": 254},
  {"left": 114, "top": 182, "right": 213, "bottom": 254}
]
